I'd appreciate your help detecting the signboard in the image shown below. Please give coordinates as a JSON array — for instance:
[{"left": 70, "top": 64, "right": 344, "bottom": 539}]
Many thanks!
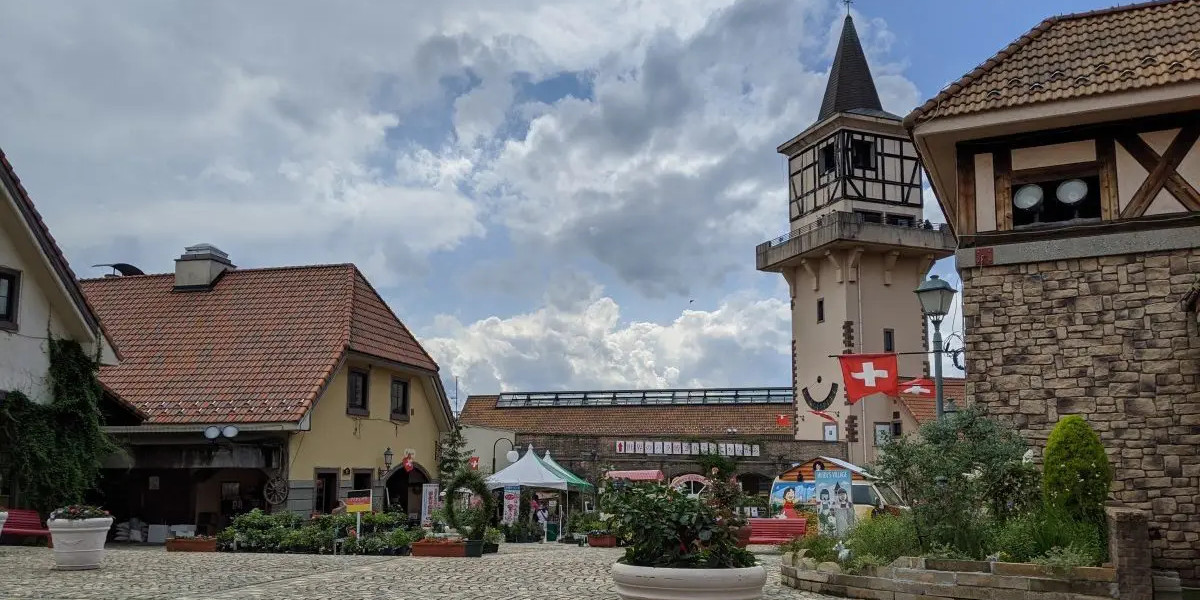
[
  {"left": 420, "top": 483, "right": 439, "bottom": 526},
  {"left": 502, "top": 486, "right": 520, "bottom": 525},
  {"left": 345, "top": 489, "right": 372, "bottom": 513},
  {"left": 813, "top": 469, "right": 855, "bottom": 538}
]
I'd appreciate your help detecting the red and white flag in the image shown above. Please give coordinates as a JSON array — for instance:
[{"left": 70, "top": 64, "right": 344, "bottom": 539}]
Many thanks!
[
  {"left": 837, "top": 353, "right": 900, "bottom": 403},
  {"left": 898, "top": 378, "right": 935, "bottom": 397},
  {"left": 776, "top": 413, "right": 791, "bottom": 427}
]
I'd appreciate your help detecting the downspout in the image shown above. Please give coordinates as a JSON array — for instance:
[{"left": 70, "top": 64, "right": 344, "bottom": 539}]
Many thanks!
[{"left": 857, "top": 266, "right": 867, "bottom": 464}]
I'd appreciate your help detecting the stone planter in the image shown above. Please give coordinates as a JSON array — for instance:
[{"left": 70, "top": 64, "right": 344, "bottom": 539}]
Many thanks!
[
  {"left": 588, "top": 533, "right": 617, "bottom": 547},
  {"left": 0, "top": 511, "right": 7, "bottom": 536},
  {"left": 612, "top": 562, "right": 767, "bottom": 600},
  {"left": 48, "top": 517, "right": 113, "bottom": 570},
  {"left": 165, "top": 537, "right": 217, "bottom": 552},
  {"left": 411, "top": 540, "right": 479, "bottom": 557}
]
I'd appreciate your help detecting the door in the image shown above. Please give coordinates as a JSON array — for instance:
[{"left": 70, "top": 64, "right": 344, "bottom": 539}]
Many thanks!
[{"left": 314, "top": 471, "right": 339, "bottom": 514}]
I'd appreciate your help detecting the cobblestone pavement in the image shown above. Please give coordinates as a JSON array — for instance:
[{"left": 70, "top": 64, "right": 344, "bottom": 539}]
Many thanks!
[{"left": 0, "top": 544, "right": 832, "bottom": 600}]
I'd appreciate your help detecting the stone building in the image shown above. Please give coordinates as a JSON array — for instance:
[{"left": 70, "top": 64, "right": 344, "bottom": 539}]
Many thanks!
[
  {"left": 905, "top": 0, "right": 1200, "bottom": 587},
  {"left": 754, "top": 12, "right": 958, "bottom": 465},
  {"left": 459, "top": 388, "right": 846, "bottom": 495}
]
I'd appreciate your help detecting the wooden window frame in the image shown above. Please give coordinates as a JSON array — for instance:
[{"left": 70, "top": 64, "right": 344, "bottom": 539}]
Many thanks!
[
  {"left": 0, "top": 267, "right": 20, "bottom": 332},
  {"left": 819, "top": 144, "right": 837, "bottom": 175},
  {"left": 346, "top": 369, "right": 370, "bottom": 416},
  {"left": 390, "top": 377, "right": 410, "bottom": 422},
  {"left": 849, "top": 138, "right": 876, "bottom": 170}
]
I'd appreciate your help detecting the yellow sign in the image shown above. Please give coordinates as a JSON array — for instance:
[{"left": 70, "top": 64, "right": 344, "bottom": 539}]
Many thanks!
[{"left": 345, "top": 489, "right": 372, "bottom": 513}]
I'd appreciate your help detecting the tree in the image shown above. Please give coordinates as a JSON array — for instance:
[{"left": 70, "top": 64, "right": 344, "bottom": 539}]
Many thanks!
[
  {"left": 1043, "top": 415, "right": 1111, "bottom": 525},
  {"left": 437, "top": 423, "right": 469, "bottom": 483}
]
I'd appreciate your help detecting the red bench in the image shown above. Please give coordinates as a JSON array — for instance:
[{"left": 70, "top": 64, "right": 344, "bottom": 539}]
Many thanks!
[
  {"left": 747, "top": 517, "right": 808, "bottom": 545},
  {"left": 1, "top": 508, "right": 50, "bottom": 542}
]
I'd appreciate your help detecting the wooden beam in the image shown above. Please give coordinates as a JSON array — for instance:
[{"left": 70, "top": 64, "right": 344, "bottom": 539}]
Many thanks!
[
  {"left": 956, "top": 147, "right": 976, "bottom": 236},
  {"left": 993, "top": 150, "right": 1013, "bottom": 231},
  {"left": 1121, "top": 126, "right": 1200, "bottom": 217},
  {"left": 1010, "top": 161, "right": 1099, "bottom": 186},
  {"left": 1117, "top": 129, "right": 1200, "bottom": 214},
  {"left": 1096, "top": 137, "right": 1120, "bottom": 221}
]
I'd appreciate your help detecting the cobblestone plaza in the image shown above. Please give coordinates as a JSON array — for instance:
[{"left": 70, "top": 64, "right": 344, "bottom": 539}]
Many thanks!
[{"left": 0, "top": 545, "right": 828, "bottom": 600}]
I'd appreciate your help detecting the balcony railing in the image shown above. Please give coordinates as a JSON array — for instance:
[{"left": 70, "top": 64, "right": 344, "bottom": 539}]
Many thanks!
[{"left": 756, "top": 211, "right": 956, "bottom": 270}]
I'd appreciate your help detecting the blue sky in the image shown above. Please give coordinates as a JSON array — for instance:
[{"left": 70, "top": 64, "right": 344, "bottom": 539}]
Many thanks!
[{"left": 0, "top": 0, "right": 1109, "bottom": 403}]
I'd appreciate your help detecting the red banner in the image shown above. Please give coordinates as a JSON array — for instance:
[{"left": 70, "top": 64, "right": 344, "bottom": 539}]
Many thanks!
[
  {"left": 776, "top": 413, "right": 791, "bottom": 426},
  {"left": 838, "top": 353, "right": 899, "bottom": 403}
]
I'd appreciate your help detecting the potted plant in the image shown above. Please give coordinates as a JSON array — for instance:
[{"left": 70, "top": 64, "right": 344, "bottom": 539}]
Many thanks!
[
  {"left": 411, "top": 535, "right": 470, "bottom": 557},
  {"left": 606, "top": 483, "right": 765, "bottom": 600},
  {"left": 166, "top": 535, "right": 218, "bottom": 552},
  {"left": 47, "top": 505, "right": 114, "bottom": 570},
  {"left": 483, "top": 527, "right": 502, "bottom": 554}
]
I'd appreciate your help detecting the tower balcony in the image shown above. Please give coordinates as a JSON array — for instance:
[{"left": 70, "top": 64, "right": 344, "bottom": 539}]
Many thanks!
[{"left": 756, "top": 211, "right": 957, "bottom": 272}]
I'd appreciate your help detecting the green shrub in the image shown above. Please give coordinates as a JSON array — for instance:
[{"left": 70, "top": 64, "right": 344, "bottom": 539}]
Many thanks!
[
  {"left": 845, "top": 513, "right": 920, "bottom": 564},
  {"left": 1043, "top": 416, "right": 1112, "bottom": 525},
  {"left": 606, "top": 482, "right": 755, "bottom": 568},
  {"left": 1032, "top": 545, "right": 1097, "bottom": 574},
  {"left": 989, "top": 505, "right": 1104, "bottom": 565},
  {"left": 387, "top": 528, "right": 412, "bottom": 549},
  {"left": 923, "top": 542, "right": 973, "bottom": 560},
  {"left": 780, "top": 534, "right": 839, "bottom": 563},
  {"left": 845, "top": 554, "right": 887, "bottom": 574}
]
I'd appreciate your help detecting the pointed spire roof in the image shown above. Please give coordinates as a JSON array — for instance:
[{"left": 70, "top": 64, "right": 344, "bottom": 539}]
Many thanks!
[{"left": 817, "top": 15, "right": 896, "bottom": 122}]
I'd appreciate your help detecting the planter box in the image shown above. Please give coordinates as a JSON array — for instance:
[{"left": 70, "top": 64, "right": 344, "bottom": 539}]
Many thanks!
[
  {"left": 412, "top": 541, "right": 468, "bottom": 557},
  {"left": 588, "top": 534, "right": 617, "bottom": 548},
  {"left": 166, "top": 538, "right": 217, "bottom": 552},
  {"left": 483, "top": 542, "right": 499, "bottom": 554},
  {"left": 48, "top": 517, "right": 113, "bottom": 571},
  {"left": 613, "top": 562, "right": 767, "bottom": 600}
]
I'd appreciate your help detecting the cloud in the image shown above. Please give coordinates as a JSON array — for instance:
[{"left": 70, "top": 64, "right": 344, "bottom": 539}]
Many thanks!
[{"left": 424, "top": 284, "right": 792, "bottom": 399}]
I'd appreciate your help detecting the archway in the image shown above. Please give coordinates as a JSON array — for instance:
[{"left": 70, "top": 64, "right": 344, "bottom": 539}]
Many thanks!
[{"left": 383, "top": 461, "right": 431, "bottom": 519}]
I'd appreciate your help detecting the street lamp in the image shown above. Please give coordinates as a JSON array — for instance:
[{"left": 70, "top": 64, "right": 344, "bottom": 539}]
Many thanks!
[
  {"left": 378, "top": 447, "right": 395, "bottom": 478},
  {"left": 493, "top": 438, "right": 517, "bottom": 473},
  {"left": 915, "top": 274, "right": 957, "bottom": 420}
]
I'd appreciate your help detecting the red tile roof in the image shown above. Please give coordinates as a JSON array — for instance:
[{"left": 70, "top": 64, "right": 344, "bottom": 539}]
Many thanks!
[
  {"left": 0, "top": 147, "right": 119, "bottom": 358},
  {"left": 460, "top": 394, "right": 797, "bottom": 437},
  {"left": 905, "top": 0, "right": 1200, "bottom": 126},
  {"left": 898, "top": 377, "right": 965, "bottom": 424},
  {"left": 80, "top": 264, "right": 438, "bottom": 424}
]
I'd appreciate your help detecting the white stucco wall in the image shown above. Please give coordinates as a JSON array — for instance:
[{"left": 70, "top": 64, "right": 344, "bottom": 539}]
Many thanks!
[{"left": 461, "top": 425, "right": 516, "bottom": 475}]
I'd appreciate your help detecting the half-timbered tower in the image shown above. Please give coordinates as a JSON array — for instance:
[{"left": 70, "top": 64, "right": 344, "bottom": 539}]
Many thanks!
[
  {"left": 906, "top": 0, "right": 1200, "bottom": 587},
  {"left": 756, "top": 14, "right": 956, "bottom": 464}
]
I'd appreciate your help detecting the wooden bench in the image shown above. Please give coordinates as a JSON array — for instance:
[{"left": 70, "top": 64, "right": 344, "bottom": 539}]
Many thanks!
[
  {"left": 1, "top": 508, "right": 50, "bottom": 542},
  {"left": 747, "top": 517, "right": 807, "bottom": 545}
]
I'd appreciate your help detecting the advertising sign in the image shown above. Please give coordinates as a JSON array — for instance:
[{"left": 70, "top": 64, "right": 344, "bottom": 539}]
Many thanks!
[
  {"left": 502, "top": 486, "right": 521, "bottom": 525},
  {"left": 345, "top": 489, "right": 372, "bottom": 513},
  {"left": 813, "top": 469, "right": 855, "bottom": 537},
  {"left": 420, "top": 483, "right": 439, "bottom": 526}
]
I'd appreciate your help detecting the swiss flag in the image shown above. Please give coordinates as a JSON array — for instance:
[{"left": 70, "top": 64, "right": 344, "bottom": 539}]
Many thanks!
[
  {"left": 899, "top": 378, "right": 935, "bottom": 397},
  {"left": 468, "top": 456, "right": 480, "bottom": 470},
  {"left": 776, "top": 413, "right": 791, "bottom": 427},
  {"left": 838, "top": 353, "right": 900, "bottom": 404},
  {"left": 402, "top": 454, "right": 414, "bottom": 472}
]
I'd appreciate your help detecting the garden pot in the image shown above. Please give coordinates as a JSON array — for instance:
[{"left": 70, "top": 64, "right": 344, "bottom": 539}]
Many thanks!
[
  {"left": 396, "top": 546, "right": 411, "bottom": 556},
  {"left": 411, "top": 541, "right": 467, "bottom": 557},
  {"left": 464, "top": 540, "right": 484, "bottom": 557},
  {"left": 483, "top": 542, "right": 499, "bottom": 554},
  {"left": 165, "top": 537, "right": 217, "bottom": 552},
  {"left": 0, "top": 511, "right": 7, "bottom": 536},
  {"left": 48, "top": 517, "right": 113, "bottom": 570},
  {"left": 611, "top": 562, "right": 767, "bottom": 600},
  {"left": 588, "top": 533, "right": 617, "bottom": 547}
]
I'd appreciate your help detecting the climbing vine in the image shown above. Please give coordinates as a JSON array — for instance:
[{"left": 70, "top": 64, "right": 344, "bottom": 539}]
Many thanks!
[{"left": 0, "top": 338, "right": 117, "bottom": 512}]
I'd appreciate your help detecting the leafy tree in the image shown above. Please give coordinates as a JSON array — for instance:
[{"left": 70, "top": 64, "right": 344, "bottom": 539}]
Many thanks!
[
  {"left": 1042, "top": 415, "right": 1111, "bottom": 525},
  {"left": 437, "top": 423, "right": 470, "bottom": 483}
]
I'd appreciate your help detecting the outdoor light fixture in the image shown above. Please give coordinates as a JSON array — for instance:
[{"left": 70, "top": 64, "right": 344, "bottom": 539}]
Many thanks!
[
  {"left": 204, "top": 425, "right": 240, "bottom": 440},
  {"left": 506, "top": 450, "right": 520, "bottom": 462},
  {"left": 378, "top": 447, "right": 395, "bottom": 478},
  {"left": 1013, "top": 184, "right": 1044, "bottom": 212},
  {"left": 1055, "top": 179, "right": 1088, "bottom": 204},
  {"left": 915, "top": 275, "right": 958, "bottom": 421},
  {"left": 493, "top": 437, "right": 519, "bottom": 473}
]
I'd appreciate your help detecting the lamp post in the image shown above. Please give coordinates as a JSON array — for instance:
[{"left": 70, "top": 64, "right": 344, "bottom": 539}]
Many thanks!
[
  {"left": 915, "top": 274, "right": 958, "bottom": 420},
  {"left": 493, "top": 437, "right": 517, "bottom": 474},
  {"left": 379, "top": 447, "right": 394, "bottom": 478}
]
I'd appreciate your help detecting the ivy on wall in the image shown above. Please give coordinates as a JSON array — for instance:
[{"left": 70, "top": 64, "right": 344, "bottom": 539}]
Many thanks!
[{"left": 0, "top": 338, "right": 116, "bottom": 512}]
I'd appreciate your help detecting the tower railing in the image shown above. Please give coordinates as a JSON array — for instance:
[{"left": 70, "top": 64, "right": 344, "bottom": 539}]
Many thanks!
[{"left": 756, "top": 211, "right": 956, "bottom": 270}]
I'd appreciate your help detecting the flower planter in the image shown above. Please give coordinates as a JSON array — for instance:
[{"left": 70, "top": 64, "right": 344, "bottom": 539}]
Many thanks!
[
  {"left": 612, "top": 562, "right": 767, "bottom": 600},
  {"left": 411, "top": 540, "right": 468, "bottom": 557},
  {"left": 166, "top": 537, "right": 218, "bottom": 552},
  {"left": 48, "top": 517, "right": 113, "bottom": 570},
  {"left": 0, "top": 511, "right": 7, "bottom": 536},
  {"left": 483, "top": 542, "right": 499, "bottom": 554},
  {"left": 464, "top": 540, "right": 484, "bottom": 557},
  {"left": 588, "top": 533, "right": 617, "bottom": 548}
]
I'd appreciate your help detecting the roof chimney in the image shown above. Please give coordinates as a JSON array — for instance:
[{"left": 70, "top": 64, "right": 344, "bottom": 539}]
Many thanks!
[{"left": 174, "top": 243, "right": 234, "bottom": 291}]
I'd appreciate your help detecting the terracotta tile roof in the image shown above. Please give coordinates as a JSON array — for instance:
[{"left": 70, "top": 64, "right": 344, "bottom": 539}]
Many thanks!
[
  {"left": 898, "top": 377, "right": 965, "bottom": 424},
  {"left": 905, "top": 0, "right": 1200, "bottom": 126},
  {"left": 80, "top": 264, "right": 438, "bottom": 424},
  {"left": 0, "top": 147, "right": 119, "bottom": 358},
  {"left": 459, "top": 394, "right": 797, "bottom": 437}
]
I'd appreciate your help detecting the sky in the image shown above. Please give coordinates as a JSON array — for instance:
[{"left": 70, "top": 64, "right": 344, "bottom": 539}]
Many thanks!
[{"left": 0, "top": 0, "right": 1109, "bottom": 409}]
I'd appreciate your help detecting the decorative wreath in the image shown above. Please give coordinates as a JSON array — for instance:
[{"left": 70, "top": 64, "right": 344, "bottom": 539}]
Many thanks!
[{"left": 443, "top": 469, "right": 498, "bottom": 539}]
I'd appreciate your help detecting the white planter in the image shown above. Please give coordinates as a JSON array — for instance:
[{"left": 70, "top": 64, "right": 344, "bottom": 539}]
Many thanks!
[
  {"left": 0, "top": 511, "right": 7, "bottom": 535},
  {"left": 611, "top": 562, "right": 767, "bottom": 600},
  {"left": 48, "top": 517, "right": 113, "bottom": 570}
]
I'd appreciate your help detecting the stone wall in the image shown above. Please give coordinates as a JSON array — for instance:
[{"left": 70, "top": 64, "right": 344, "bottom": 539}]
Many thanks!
[
  {"left": 960, "top": 247, "right": 1200, "bottom": 586},
  {"left": 513, "top": 433, "right": 844, "bottom": 486}
]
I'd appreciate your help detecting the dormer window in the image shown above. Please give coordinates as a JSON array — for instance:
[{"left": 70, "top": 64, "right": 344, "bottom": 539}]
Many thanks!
[
  {"left": 850, "top": 139, "right": 876, "bottom": 170},
  {"left": 820, "top": 145, "right": 837, "bottom": 174},
  {"left": 1012, "top": 174, "right": 1101, "bottom": 228}
]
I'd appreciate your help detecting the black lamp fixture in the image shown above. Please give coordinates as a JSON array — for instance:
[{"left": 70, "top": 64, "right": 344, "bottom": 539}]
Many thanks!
[
  {"left": 379, "top": 447, "right": 395, "bottom": 478},
  {"left": 915, "top": 274, "right": 958, "bottom": 421}
]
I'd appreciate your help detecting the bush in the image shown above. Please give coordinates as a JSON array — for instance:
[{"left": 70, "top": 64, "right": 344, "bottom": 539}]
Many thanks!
[
  {"left": 780, "top": 534, "right": 839, "bottom": 563},
  {"left": 218, "top": 508, "right": 419, "bottom": 554},
  {"left": 1043, "top": 416, "right": 1112, "bottom": 525},
  {"left": 606, "top": 482, "right": 755, "bottom": 568},
  {"left": 845, "top": 554, "right": 887, "bottom": 574},
  {"left": 1032, "top": 545, "right": 1097, "bottom": 574},
  {"left": 845, "top": 513, "right": 920, "bottom": 564},
  {"left": 988, "top": 505, "right": 1104, "bottom": 564}
]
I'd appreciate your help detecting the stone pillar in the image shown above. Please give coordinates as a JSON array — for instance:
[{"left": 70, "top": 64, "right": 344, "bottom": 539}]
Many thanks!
[{"left": 1108, "top": 506, "right": 1153, "bottom": 600}]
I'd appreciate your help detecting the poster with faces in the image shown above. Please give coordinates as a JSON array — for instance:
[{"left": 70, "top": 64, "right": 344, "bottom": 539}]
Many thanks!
[{"left": 635, "top": 441, "right": 645, "bottom": 453}]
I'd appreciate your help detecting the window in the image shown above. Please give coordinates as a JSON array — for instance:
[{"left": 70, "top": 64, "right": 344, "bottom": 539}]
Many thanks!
[
  {"left": 1012, "top": 174, "right": 1101, "bottom": 228},
  {"left": 850, "top": 139, "right": 876, "bottom": 170},
  {"left": 886, "top": 215, "right": 915, "bottom": 227},
  {"left": 823, "top": 423, "right": 838, "bottom": 442},
  {"left": 819, "top": 144, "right": 837, "bottom": 174},
  {"left": 347, "top": 369, "right": 369, "bottom": 416},
  {"left": 874, "top": 423, "right": 893, "bottom": 446},
  {"left": 883, "top": 329, "right": 895, "bottom": 353},
  {"left": 390, "top": 378, "right": 410, "bottom": 421},
  {"left": 0, "top": 268, "right": 19, "bottom": 331},
  {"left": 855, "top": 210, "right": 882, "bottom": 224},
  {"left": 352, "top": 470, "right": 372, "bottom": 492},
  {"left": 852, "top": 483, "right": 880, "bottom": 506},
  {"left": 816, "top": 299, "right": 825, "bottom": 323}
]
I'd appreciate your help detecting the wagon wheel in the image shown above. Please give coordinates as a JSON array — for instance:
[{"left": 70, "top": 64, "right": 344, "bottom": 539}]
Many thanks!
[{"left": 264, "top": 475, "right": 289, "bottom": 505}]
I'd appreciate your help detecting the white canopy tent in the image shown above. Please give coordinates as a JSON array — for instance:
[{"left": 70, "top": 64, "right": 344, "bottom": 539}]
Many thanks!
[{"left": 485, "top": 444, "right": 569, "bottom": 490}]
